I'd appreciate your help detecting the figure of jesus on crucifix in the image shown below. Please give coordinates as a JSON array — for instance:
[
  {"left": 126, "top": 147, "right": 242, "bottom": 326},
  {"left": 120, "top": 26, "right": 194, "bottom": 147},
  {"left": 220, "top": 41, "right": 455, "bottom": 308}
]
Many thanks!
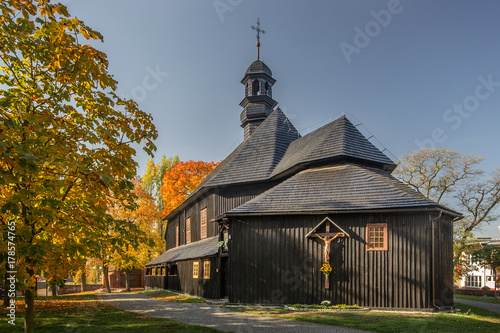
[{"left": 316, "top": 233, "right": 343, "bottom": 263}]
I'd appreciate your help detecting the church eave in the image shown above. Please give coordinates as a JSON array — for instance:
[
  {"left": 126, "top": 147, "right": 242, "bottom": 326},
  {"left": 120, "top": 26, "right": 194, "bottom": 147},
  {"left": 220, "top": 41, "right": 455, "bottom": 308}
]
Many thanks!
[
  {"left": 269, "top": 156, "right": 396, "bottom": 181},
  {"left": 241, "top": 72, "right": 276, "bottom": 85},
  {"left": 223, "top": 206, "right": 461, "bottom": 218},
  {"left": 239, "top": 95, "right": 278, "bottom": 108}
]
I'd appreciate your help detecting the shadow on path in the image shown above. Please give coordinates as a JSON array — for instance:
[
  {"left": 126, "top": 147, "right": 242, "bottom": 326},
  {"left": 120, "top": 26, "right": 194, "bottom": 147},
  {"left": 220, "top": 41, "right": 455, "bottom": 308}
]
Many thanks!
[{"left": 99, "top": 292, "right": 371, "bottom": 333}]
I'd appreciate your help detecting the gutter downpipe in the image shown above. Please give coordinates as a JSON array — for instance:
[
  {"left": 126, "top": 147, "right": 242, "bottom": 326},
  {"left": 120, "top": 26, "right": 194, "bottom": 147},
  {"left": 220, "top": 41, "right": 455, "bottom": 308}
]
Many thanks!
[{"left": 431, "top": 210, "right": 443, "bottom": 310}]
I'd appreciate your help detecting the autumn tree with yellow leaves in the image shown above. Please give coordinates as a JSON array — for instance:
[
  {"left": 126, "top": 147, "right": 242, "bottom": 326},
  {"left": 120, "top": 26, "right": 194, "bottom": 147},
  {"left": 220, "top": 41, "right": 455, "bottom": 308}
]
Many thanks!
[
  {"left": 0, "top": 1, "right": 157, "bottom": 332},
  {"left": 108, "top": 177, "right": 162, "bottom": 292}
]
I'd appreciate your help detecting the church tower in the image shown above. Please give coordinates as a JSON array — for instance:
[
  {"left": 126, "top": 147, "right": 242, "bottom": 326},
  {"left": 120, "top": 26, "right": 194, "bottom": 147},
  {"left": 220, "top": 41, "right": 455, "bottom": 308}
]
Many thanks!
[{"left": 240, "top": 18, "right": 278, "bottom": 140}]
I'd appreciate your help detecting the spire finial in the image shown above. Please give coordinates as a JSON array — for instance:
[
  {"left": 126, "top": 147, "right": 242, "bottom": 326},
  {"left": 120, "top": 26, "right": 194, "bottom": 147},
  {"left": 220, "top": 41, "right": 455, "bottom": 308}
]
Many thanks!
[{"left": 251, "top": 17, "right": 266, "bottom": 60}]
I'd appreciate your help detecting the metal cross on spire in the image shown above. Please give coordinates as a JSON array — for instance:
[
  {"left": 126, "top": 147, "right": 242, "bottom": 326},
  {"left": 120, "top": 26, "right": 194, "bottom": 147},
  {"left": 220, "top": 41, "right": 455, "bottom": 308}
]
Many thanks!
[{"left": 251, "top": 17, "right": 266, "bottom": 60}]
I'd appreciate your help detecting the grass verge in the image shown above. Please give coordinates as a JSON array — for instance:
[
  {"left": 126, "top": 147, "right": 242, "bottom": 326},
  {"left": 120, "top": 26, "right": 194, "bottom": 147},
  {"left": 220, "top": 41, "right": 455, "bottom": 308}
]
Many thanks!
[
  {"left": 455, "top": 294, "right": 500, "bottom": 304},
  {"left": 0, "top": 293, "right": 219, "bottom": 332},
  {"left": 225, "top": 303, "right": 499, "bottom": 333},
  {"left": 145, "top": 291, "right": 206, "bottom": 303}
]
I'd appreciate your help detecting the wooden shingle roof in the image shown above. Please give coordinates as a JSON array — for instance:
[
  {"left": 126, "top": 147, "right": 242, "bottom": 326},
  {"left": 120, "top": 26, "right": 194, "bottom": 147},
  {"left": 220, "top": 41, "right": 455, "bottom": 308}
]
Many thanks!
[
  {"left": 270, "top": 116, "right": 396, "bottom": 178},
  {"left": 244, "top": 60, "right": 273, "bottom": 76},
  {"left": 198, "top": 108, "right": 300, "bottom": 188},
  {"left": 227, "top": 164, "right": 460, "bottom": 215},
  {"left": 146, "top": 236, "right": 218, "bottom": 266}
]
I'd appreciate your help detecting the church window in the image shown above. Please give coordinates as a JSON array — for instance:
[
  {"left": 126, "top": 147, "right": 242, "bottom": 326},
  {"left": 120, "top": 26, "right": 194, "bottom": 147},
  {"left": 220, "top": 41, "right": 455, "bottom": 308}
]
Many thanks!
[
  {"left": 203, "top": 261, "right": 210, "bottom": 279},
  {"left": 200, "top": 208, "right": 208, "bottom": 239},
  {"left": 264, "top": 81, "right": 269, "bottom": 94},
  {"left": 252, "top": 79, "right": 260, "bottom": 95},
  {"left": 193, "top": 262, "right": 199, "bottom": 279},
  {"left": 186, "top": 217, "right": 191, "bottom": 244},
  {"left": 176, "top": 225, "right": 179, "bottom": 247},
  {"left": 366, "top": 223, "right": 388, "bottom": 251}
]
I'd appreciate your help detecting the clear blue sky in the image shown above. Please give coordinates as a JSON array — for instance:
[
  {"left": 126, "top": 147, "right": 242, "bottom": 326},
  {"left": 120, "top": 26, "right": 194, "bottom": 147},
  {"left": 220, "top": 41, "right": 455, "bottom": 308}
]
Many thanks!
[{"left": 65, "top": 0, "right": 500, "bottom": 238}]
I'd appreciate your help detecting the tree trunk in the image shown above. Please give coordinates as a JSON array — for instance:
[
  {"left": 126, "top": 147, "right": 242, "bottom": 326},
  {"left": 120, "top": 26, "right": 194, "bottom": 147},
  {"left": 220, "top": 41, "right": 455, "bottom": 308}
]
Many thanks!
[
  {"left": 51, "top": 284, "right": 57, "bottom": 297},
  {"left": 103, "top": 265, "right": 111, "bottom": 293},
  {"left": 81, "top": 265, "right": 87, "bottom": 293},
  {"left": 494, "top": 268, "right": 497, "bottom": 298},
  {"left": 3, "top": 262, "right": 9, "bottom": 307},
  {"left": 125, "top": 269, "right": 131, "bottom": 292},
  {"left": 24, "top": 287, "right": 35, "bottom": 333}
]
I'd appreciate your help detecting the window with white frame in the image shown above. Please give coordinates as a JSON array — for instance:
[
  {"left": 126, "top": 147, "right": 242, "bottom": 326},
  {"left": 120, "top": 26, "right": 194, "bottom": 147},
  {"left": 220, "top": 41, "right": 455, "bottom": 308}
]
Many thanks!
[{"left": 466, "top": 275, "right": 482, "bottom": 287}]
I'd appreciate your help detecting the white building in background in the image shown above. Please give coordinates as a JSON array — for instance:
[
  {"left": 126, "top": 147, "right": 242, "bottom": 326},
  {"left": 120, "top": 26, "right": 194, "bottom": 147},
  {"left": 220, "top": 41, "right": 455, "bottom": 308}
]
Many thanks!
[{"left": 460, "top": 238, "right": 500, "bottom": 289}]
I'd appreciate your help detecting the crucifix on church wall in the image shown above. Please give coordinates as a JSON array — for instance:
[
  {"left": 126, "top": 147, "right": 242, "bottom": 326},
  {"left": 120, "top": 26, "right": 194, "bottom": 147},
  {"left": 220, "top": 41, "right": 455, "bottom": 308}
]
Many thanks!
[{"left": 306, "top": 218, "right": 349, "bottom": 290}]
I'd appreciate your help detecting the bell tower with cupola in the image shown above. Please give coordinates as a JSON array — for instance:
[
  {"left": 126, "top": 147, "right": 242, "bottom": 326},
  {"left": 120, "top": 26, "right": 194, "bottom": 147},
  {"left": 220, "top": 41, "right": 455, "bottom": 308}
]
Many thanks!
[{"left": 240, "top": 18, "right": 278, "bottom": 140}]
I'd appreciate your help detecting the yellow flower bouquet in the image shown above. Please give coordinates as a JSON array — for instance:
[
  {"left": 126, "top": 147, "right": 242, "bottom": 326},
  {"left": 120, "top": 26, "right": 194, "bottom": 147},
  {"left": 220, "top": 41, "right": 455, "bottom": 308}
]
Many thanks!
[{"left": 320, "top": 263, "right": 332, "bottom": 275}]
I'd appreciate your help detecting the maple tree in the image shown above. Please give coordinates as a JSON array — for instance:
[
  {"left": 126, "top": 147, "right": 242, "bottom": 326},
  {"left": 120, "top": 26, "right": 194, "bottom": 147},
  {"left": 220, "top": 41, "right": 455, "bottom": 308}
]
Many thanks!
[
  {"left": 108, "top": 177, "right": 162, "bottom": 292},
  {"left": 160, "top": 160, "right": 219, "bottom": 216},
  {"left": 0, "top": 1, "right": 156, "bottom": 332}
]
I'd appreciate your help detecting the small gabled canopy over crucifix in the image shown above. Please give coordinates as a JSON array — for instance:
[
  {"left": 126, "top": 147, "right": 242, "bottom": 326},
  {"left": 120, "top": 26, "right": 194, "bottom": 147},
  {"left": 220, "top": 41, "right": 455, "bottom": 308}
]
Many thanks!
[
  {"left": 306, "top": 217, "right": 349, "bottom": 263},
  {"left": 251, "top": 17, "right": 266, "bottom": 60}
]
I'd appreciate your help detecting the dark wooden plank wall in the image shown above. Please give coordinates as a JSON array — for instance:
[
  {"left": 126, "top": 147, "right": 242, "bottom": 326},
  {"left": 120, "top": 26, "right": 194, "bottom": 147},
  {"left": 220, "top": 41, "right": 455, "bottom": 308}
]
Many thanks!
[
  {"left": 228, "top": 212, "right": 452, "bottom": 308},
  {"left": 433, "top": 213, "right": 454, "bottom": 307},
  {"left": 145, "top": 275, "right": 166, "bottom": 290},
  {"left": 213, "top": 183, "right": 275, "bottom": 217},
  {"left": 164, "top": 183, "right": 276, "bottom": 251},
  {"left": 170, "top": 257, "right": 219, "bottom": 299}
]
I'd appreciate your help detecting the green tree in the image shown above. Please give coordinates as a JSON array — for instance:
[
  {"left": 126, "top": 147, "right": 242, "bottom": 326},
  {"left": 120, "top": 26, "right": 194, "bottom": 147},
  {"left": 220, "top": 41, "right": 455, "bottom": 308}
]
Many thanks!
[
  {"left": 0, "top": 1, "right": 156, "bottom": 332},
  {"left": 142, "top": 155, "right": 179, "bottom": 241},
  {"left": 142, "top": 155, "right": 179, "bottom": 209},
  {"left": 394, "top": 148, "right": 500, "bottom": 278},
  {"left": 472, "top": 245, "right": 500, "bottom": 296}
]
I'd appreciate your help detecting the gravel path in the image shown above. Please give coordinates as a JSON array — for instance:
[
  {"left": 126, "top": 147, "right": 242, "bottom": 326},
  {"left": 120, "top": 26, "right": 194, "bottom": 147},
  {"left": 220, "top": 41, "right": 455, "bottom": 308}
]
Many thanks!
[
  {"left": 454, "top": 298, "right": 500, "bottom": 314},
  {"left": 99, "top": 292, "right": 372, "bottom": 333}
]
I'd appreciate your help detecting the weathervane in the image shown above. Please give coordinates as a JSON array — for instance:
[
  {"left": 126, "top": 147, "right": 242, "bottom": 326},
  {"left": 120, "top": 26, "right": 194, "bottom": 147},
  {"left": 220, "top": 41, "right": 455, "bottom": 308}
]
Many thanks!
[{"left": 251, "top": 17, "right": 266, "bottom": 60}]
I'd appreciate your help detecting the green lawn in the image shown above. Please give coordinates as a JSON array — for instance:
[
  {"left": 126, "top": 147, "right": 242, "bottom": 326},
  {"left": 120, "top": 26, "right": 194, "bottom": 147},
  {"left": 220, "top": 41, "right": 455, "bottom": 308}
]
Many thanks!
[
  {"left": 455, "top": 294, "right": 500, "bottom": 304},
  {"left": 0, "top": 293, "right": 220, "bottom": 333},
  {"left": 226, "top": 303, "right": 500, "bottom": 333},
  {"left": 146, "top": 290, "right": 206, "bottom": 303}
]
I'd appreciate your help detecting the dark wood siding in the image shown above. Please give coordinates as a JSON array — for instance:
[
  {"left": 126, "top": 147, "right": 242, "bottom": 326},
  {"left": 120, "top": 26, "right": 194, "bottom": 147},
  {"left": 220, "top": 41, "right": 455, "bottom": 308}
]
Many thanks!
[
  {"left": 228, "top": 212, "right": 452, "bottom": 309},
  {"left": 433, "top": 213, "right": 454, "bottom": 307},
  {"left": 164, "top": 182, "right": 276, "bottom": 252},
  {"left": 168, "top": 257, "right": 219, "bottom": 299}
]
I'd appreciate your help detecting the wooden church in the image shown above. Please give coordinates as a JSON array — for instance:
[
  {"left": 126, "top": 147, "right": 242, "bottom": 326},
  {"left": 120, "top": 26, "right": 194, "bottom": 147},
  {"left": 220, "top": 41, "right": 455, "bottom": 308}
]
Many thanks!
[{"left": 146, "top": 23, "right": 458, "bottom": 309}]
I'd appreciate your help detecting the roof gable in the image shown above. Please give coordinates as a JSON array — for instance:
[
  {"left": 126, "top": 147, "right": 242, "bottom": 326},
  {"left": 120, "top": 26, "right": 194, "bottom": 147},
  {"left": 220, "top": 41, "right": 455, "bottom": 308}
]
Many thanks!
[
  {"left": 270, "top": 116, "right": 396, "bottom": 178},
  {"left": 201, "top": 108, "right": 300, "bottom": 187}
]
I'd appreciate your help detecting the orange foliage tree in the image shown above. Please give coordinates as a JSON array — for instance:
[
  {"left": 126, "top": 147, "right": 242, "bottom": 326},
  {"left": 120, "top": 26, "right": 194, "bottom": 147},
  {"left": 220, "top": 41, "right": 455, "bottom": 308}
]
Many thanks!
[
  {"left": 106, "top": 177, "right": 162, "bottom": 292},
  {"left": 160, "top": 160, "right": 219, "bottom": 216}
]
